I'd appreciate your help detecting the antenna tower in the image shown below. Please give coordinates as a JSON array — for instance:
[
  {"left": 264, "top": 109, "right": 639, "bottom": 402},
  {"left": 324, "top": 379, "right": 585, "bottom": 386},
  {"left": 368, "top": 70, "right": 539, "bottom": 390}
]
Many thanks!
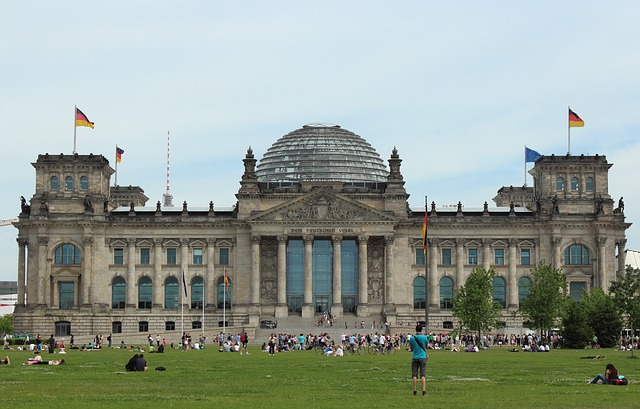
[{"left": 162, "top": 130, "right": 174, "bottom": 207}]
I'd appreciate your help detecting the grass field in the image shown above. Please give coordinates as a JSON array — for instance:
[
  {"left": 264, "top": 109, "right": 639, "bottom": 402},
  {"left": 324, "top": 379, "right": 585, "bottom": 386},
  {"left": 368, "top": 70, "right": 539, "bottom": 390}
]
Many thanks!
[{"left": 1, "top": 344, "right": 638, "bottom": 408}]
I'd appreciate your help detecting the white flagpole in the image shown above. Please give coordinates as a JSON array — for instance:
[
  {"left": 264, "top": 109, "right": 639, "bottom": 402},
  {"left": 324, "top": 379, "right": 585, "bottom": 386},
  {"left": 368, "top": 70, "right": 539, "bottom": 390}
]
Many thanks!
[
  {"left": 223, "top": 269, "right": 226, "bottom": 345},
  {"left": 567, "top": 106, "right": 571, "bottom": 155},
  {"left": 73, "top": 105, "right": 77, "bottom": 154},
  {"left": 201, "top": 268, "right": 205, "bottom": 340},
  {"left": 181, "top": 271, "right": 184, "bottom": 341},
  {"left": 114, "top": 145, "right": 119, "bottom": 186},
  {"left": 523, "top": 145, "right": 527, "bottom": 186}
]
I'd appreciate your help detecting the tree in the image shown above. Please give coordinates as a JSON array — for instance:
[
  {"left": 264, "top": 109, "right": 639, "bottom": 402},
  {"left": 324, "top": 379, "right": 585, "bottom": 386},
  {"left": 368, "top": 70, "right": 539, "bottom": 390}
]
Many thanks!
[
  {"left": 609, "top": 265, "right": 640, "bottom": 352},
  {"left": 561, "top": 298, "right": 591, "bottom": 349},
  {"left": 519, "top": 261, "right": 566, "bottom": 337},
  {"left": 0, "top": 314, "right": 13, "bottom": 335},
  {"left": 580, "top": 288, "right": 622, "bottom": 348},
  {"left": 451, "top": 267, "right": 502, "bottom": 343}
]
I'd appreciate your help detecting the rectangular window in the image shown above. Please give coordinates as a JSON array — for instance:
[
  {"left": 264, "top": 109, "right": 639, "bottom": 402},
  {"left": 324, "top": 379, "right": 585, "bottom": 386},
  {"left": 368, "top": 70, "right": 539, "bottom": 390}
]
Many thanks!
[
  {"left": 468, "top": 248, "right": 478, "bottom": 265},
  {"left": 167, "top": 248, "right": 177, "bottom": 265},
  {"left": 138, "top": 321, "right": 149, "bottom": 332},
  {"left": 140, "top": 248, "right": 150, "bottom": 265},
  {"left": 193, "top": 248, "right": 203, "bottom": 265},
  {"left": 441, "top": 248, "right": 452, "bottom": 265},
  {"left": 520, "top": 248, "right": 531, "bottom": 265},
  {"left": 219, "top": 248, "right": 230, "bottom": 265},
  {"left": 59, "top": 282, "right": 74, "bottom": 309},
  {"left": 114, "top": 248, "right": 124, "bottom": 265},
  {"left": 112, "top": 321, "right": 122, "bottom": 334},
  {"left": 570, "top": 282, "right": 586, "bottom": 302},
  {"left": 494, "top": 249, "right": 505, "bottom": 265},
  {"left": 415, "top": 248, "right": 425, "bottom": 265}
]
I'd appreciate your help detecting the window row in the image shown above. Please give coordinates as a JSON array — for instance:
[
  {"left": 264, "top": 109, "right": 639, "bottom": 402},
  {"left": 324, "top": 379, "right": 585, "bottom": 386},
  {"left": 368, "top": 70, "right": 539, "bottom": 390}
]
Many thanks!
[
  {"left": 412, "top": 276, "right": 532, "bottom": 309},
  {"left": 415, "top": 247, "right": 532, "bottom": 266},
  {"left": 112, "top": 247, "right": 230, "bottom": 266},
  {"left": 110, "top": 276, "right": 232, "bottom": 310},
  {"left": 50, "top": 175, "right": 89, "bottom": 191},
  {"left": 55, "top": 320, "right": 204, "bottom": 336},
  {"left": 415, "top": 244, "right": 590, "bottom": 266},
  {"left": 555, "top": 176, "right": 594, "bottom": 192}
]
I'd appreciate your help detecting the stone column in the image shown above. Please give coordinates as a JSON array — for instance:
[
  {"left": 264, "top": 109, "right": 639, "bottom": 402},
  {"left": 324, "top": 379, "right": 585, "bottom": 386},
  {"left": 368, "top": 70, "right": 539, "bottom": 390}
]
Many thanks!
[
  {"left": 455, "top": 239, "right": 464, "bottom": 289},
  {"left": 181, "top": 238, "right": 189, "bottom": 307},
  {"left": 206, "top": 238, "right": 216, "bottom": 308},
  {"left": 152, "top": 239, "right": 163, "bottom": 308},
  {"left": 17, "top": 239, "right": 27, "bottom": 306},
  {"left": 617, "top": 239, "right": 627, "bottom": 274},
  {"left": 428, "top": 238, "right": 439, "bottom": 310},
  {"left": 82, "top": 236, "right": 94, "bottom": 306},
  {"left": 331, "top": 235, "right": 343, "bottom": 317},
  {"left": 275, "top": 235, "right": 288, "bottom": 318},
  {"left": 251, "top": 235, "right": 261, "bottom": 305},
  {"left": 357, "top": 235, "right": 369, "bottom": 316},
  {"left": 37, "top": 235, "right": 48, "bottom": 306},
  {"left": 508, "top": 239, "right": 518, "bottom": 309},
  {"left": 302, "top": 235, "right": 314, "bottom": 318},
  {"left": 597, "top": 237, "right": 607, "bottom": 290},
  {"left": 384, "top": 235, "right": 395, "bottom": 306},
  {"left": 482, "top": 239, "right": 491, "bottom": 270},
  {"left": 125, "top": 239, "right": 137, "bottom": 308}
]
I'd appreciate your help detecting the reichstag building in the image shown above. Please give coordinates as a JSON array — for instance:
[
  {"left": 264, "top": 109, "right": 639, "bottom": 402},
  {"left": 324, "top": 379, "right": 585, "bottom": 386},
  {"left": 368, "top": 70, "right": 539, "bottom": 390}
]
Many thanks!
[{"left": 12, "top": 124, "right": 630, "bottom": 336}]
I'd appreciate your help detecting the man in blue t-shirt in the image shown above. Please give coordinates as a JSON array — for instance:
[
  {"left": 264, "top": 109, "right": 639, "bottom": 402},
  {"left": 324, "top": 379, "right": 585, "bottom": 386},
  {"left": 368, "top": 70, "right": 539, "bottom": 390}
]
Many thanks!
[{"left": 409, "top": 324, "right": 428, "bottom": 396}]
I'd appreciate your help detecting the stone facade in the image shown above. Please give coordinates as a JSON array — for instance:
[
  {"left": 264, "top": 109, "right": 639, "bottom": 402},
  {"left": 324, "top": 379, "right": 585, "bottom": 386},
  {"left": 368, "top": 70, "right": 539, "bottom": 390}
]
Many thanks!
[{"left": 12, "top": 132, "right": 630, "bottom": 337}]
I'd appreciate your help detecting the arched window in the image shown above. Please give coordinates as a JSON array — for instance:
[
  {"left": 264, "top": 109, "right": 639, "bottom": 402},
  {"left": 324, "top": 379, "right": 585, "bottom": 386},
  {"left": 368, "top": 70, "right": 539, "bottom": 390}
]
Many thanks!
[
  {"left": 50, "top": 176, "right": 60, "bottom": 190},
  {"left": 439, "top": 276, "right": 454, "bottom": 309},
  {"left": 518, "top": 276, "right": 532, "bottom": 305},
  {"left": 413, "top": 276, "right": 426, "bottom": 309},
  {"left": 564, "top": 244, "right": 590, "bottom": 265},
  {"left": 493, "top": 276, "right": 506, "bottom": 308},
  {"left": 217, "top": 275, "right": 231, "bottom": 309},
  {"left": 54, "top": 243, "right": 81, "bottom": 265},
  {"left": 80, "top": 176, "right": 89, "bottom": 190},
  {"left": 164, "top": 276, "right": 179, "bottom": 309},
  {"left": 65, "top": 176, "right": 74, "bottom": 190},
  {"left": 585, "top": 177, "right": 594, "bottom": 191},
  {"left": 138, "top": 276, "right": 152, "bottom": 309},
  {"left": 111, "top": 276, "right": 126, "bottom": 309},
  {"left": 571, "top": 177, "right": 579, "bottom": 191},
  {"left": 191, "top": 276, "right": 204, "bottom": 309},
  {"left": 556, "top": 177, "right": 564, "bottom": 191}
]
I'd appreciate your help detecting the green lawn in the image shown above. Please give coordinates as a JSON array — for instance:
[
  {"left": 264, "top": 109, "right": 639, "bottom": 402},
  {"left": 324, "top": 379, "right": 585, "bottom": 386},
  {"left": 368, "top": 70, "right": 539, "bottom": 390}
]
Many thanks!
[{"left": 1, "top": 345, "right": 638, "bottom": 408}]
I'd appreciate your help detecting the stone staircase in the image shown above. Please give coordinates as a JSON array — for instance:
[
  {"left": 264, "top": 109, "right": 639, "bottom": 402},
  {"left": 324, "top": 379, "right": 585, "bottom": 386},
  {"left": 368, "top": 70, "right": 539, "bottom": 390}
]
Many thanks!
[{"left": 254, "top": 314, "right": 386, "bottom": 343}]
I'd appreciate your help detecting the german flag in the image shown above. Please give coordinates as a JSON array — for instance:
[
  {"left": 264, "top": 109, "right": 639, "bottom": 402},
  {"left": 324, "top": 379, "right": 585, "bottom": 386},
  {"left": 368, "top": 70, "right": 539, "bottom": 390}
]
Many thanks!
[
  {"left": 421, "top": 212, "right": 428, "bottom": 255},
  {"left": 75, "top": 107, "right": 94, "bottom": 128},
  {"left": 116, "top": 147, "right": 124, "bottom": 163},
  {"left": 569, "top": 108, "right": 584, "bottom": 128}
]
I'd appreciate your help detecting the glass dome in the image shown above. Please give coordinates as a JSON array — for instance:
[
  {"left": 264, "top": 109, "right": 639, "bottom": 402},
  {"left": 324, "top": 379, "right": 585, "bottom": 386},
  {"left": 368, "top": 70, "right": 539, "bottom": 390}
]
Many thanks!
[{"left": 256, "top": 124, "right": 388, "bottom": 183}]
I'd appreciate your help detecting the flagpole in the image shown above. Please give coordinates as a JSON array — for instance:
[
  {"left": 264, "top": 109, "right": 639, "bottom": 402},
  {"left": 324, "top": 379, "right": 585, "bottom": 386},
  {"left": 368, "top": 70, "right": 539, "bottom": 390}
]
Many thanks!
[
  {"left": 73, "top": 105, "right": 77, "bottom": 154},
  {"left": 201, "top": 267, "right": 205, "bottom": 340},
  {"left": 567, "top": 106, "right": 571, "bottom": 155},
  {"left": 523, "top": 145, "right": 527, "bottom": 186},
  {"left": 424, "top": 195, "right": 429, "bottom": 335},
  {"left": 114, "top": 145, "right": 119, "bottom": 186},
  {"left": 223, "top": 269, "right": 226, "bottom": 345},
  {"left": 181, "top": 270, "right": 184, "bottom": 342}
]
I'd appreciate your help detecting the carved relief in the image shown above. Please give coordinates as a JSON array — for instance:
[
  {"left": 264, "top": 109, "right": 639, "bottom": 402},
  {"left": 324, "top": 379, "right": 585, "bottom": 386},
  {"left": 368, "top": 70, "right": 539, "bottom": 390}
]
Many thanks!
[
  {"left": 260, "top": 237, "right": 278, "bottom": 303},
  {"left": 281, "top": 195, "right": 365, "bottom": 221},
  {"left": 367, "top": 238, "right": 385, "bottom": 303}
]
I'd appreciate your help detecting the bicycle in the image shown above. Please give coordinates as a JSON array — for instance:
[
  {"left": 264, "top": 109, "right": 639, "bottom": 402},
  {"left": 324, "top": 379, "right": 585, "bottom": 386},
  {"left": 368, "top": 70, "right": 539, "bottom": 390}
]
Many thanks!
[{"left": 346, "top": 344, "right": 364, "bottom": 355}]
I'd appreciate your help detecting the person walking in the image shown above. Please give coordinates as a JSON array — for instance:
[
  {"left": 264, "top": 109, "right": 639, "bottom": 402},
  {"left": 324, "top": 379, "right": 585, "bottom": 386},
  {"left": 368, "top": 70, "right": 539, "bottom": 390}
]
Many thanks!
[
  {"left": 47, "top": 334, "right": 56, "bottom": 354},
  {"left": 409, "top": 324, "right": 428, "bottom": 396}
]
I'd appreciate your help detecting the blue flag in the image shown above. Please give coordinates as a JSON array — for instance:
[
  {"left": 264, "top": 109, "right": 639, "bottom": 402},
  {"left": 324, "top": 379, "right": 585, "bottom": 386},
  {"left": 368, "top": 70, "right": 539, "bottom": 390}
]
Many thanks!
[{"left": 525, "top": 146, "right": 542, "bottom": 163}]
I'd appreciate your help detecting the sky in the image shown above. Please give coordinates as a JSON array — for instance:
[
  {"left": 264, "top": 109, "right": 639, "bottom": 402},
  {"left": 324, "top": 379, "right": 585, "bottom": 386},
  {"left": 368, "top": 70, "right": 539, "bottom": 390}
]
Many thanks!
[{"left": 1, "top": 1, "right": 640, "bottom": 282}]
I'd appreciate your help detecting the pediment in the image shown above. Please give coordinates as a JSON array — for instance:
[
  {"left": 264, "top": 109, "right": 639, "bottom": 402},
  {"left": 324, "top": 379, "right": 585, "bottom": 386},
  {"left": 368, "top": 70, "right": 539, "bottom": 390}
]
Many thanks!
[{"left": 247, "top": 188, "right": 398, "bottom": 223}]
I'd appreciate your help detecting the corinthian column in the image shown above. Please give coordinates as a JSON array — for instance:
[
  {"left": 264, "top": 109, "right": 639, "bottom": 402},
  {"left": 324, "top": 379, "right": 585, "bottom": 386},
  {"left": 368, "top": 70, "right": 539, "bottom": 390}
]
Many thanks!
[
  {"left": 17, "top": 239, "right": 27, "bottom": 306},
  {"left": 508, "top": 239, "right": 518, "bottom": 309},
  {"left": 332, "top": 235, "right": 343, "bottom": 317},
  {"left": 82, "top": 236, "right": 94, "bottom": 306},
  {"left": 357, "top": 235, "right": 369, "bottom": 317},
  {"left": 251, "top": 235, "right": 261, "bottom": 305},
  {"left": 384, "top": 235, "right": 395, "bottom": 305},
  {"left": 302, "top": 235, "right": 314, "bottom": 318},
  {"left": 275, "top": 235, "right": 288, "bottom": 318}
]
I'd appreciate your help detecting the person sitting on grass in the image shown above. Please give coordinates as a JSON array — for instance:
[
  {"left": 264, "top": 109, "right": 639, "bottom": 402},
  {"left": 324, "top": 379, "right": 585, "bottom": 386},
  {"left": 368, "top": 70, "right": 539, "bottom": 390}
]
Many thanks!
[
  {"left": 0, "top": 356, "right": 9, "bottom": 365},
  {"left": 125, "top": 354, "right": 139, "bottom": 371},
  {"left": 589, "top": 363, "right": 618, "bottom": 384}
]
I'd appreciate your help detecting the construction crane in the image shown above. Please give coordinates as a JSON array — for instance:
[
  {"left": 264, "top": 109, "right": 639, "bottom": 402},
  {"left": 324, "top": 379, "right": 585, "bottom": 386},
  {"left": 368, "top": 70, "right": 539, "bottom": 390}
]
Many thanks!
[{"left": 0, "top": 218, "right": 18, "bottom": 227}]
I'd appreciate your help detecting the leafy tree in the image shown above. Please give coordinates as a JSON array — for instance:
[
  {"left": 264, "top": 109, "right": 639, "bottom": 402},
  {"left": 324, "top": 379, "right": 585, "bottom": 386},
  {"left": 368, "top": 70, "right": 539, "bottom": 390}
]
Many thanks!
[
  {"left": 580, "top": 288, "right": 622, "bottom": 348},
  {"left": 451, "top": 267, "right": 502, "bottom": 343},
  {"left": 610, "top": 266, "right": 640, "bottom": 336},
  {"left": 0, "top": 314, "right": 13, "bottom": 335},
  {"left": 519, "top": 261, "right": 566, "bottom": 337},
  {"left": 561, "top": 297, "right": 591, "bottom": 349}
]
